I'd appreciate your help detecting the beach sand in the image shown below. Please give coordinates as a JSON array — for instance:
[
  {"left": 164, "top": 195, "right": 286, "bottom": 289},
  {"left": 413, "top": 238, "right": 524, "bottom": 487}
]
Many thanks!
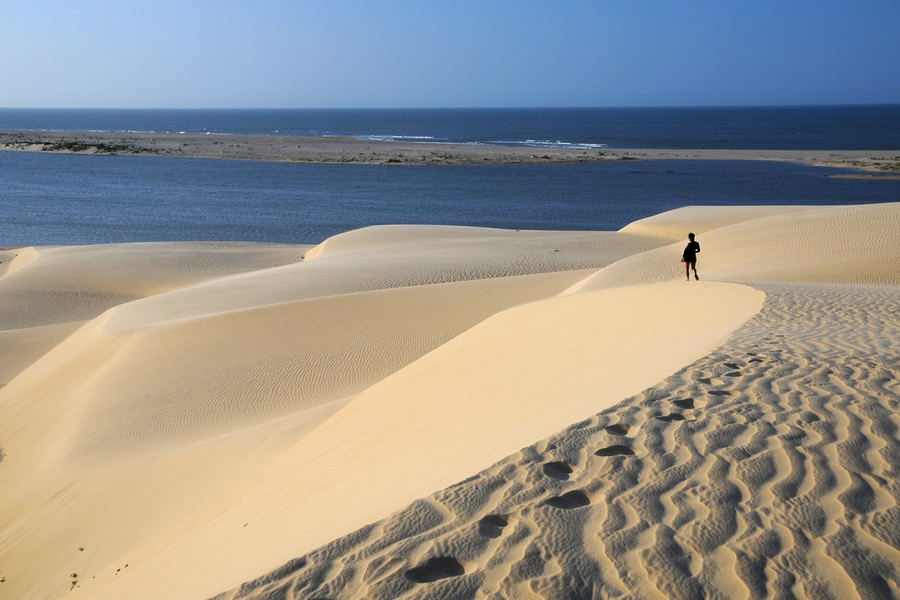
[
  {"left": 2, "top": 129, "right": 899, "bottom": 171},
  {"left": 0, "top": 203, "right": 897, "bottom": 599}
]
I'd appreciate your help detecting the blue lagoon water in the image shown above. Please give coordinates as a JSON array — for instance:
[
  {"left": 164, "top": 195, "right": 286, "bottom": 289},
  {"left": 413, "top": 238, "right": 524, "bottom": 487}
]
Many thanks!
[{"left": 1, "top": 107, "right": 898, "bottom": 245}]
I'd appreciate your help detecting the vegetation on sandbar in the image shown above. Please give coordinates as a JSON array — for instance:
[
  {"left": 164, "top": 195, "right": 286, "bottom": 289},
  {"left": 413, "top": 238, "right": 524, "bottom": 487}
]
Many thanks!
[{"left": 2, "top": 137, "right": 156, "bottom": 155}]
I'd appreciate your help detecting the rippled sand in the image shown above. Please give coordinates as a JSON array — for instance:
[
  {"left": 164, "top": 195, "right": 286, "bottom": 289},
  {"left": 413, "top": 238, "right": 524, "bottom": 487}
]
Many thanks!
[{"left": 0, "top": 203, "right": 897, "bottom": 599}]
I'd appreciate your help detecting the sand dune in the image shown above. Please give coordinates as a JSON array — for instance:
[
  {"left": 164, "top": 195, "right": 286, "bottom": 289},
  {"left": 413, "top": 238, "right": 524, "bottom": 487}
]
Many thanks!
[
  {"left": 0, "top": 203, "right": 897, "bottom": 600},
  {"left": 574, "top": 202, "right": 900, "bottom": 291},
  {"left": 103, "top": 226, "right": 661, "bottom": 332},
  {"left": 218, "top": 283, "right": 899, "bottom": 600},
  {"left": 0, "top": 242, "right": 304, "bottom": 330}
]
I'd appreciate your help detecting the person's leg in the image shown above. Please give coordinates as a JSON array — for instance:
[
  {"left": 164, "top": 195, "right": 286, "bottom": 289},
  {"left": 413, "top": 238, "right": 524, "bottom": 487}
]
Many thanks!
[
  {"left": 692, "top": 262, "right": 699, "bottom": 280},
  {"left": 685, "top": 260, "right": 690, "bottom": 280}
]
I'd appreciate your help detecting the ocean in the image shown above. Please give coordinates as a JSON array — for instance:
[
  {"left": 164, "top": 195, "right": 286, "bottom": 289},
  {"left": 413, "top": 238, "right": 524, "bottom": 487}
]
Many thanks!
[{"left": 1, "top": 106, "right": 899, "bottom": 246}]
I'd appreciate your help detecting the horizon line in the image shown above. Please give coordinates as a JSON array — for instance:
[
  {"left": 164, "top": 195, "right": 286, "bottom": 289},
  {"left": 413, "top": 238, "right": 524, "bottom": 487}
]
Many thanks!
[{"left": 2, "top": 102, "right": 900, "bottom": 112}]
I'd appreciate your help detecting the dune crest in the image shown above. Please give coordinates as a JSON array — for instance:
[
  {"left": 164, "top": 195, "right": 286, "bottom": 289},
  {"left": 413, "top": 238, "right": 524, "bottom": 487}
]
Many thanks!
[
  {"left": 574, "top": 202, "right": 900, "bottom": 292},
  {"left": 618, "top": 204, "right": 816, "bottom": 242}
]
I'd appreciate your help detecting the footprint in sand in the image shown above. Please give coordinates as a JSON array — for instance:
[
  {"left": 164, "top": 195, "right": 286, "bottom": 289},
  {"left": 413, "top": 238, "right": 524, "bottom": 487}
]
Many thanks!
[
  {"left": 542, "top": 461, "right": 574, "bottom": 480},
  {"left": 656, "top": 413, "right": 686, "bottom": 422},
  {"left": 708, "top": 390, "right": 731, "bottom": 396},
  {"left": 672, "top": 398, "right": 695, "bottom": 409},
  {"left": 594, "top": 445, "right": 635, "bottom": 456},
  {"left": 605, "top": 423, "right": 630, "bottom": 436},
  {"left": 405, "top": 557, "right": 465, "bottom": 583},
  {"left": 543, "top": 490, "right": 591, "bottom": 509},
  {"left": 477, "top": 514, "right": 509, "bottom": 538}
]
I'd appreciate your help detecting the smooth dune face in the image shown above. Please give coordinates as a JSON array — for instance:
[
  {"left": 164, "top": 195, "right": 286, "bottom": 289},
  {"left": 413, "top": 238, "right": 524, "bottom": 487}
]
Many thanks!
[
  {"left": 0, "top": 203, "right": 897, "bottom": 600},
  {"left": 57, "top": 271, "right": 599, "bottom": 461}
]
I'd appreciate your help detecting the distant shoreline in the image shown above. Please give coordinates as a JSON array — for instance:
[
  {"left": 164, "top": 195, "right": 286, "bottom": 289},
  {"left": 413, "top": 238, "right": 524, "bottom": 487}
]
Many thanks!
[{"left": 1, "top": 129, "right": 898, "bottom": 171}]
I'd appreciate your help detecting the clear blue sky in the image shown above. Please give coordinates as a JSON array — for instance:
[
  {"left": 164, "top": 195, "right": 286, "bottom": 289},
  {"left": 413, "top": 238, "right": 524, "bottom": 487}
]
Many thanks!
[{"left": 2, "top": 0, "right": 899, "bottom": 108}]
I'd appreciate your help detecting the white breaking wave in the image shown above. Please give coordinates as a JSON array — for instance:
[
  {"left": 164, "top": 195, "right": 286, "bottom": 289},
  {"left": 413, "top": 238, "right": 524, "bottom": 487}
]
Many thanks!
[
  {"left": 318, "top": 133, "right": 610, "bottom": 149},
  {"left": 356, "top": 135, "right": 439, "bottom": 142},
  {"left": 492, "top": 139, "right": 609, "bottom": 150}
]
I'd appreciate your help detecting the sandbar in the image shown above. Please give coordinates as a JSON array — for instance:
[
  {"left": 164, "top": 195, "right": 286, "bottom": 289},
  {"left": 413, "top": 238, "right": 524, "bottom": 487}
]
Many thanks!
[{"left": 1, "top": 129, "right": 899, "bottom": 171}]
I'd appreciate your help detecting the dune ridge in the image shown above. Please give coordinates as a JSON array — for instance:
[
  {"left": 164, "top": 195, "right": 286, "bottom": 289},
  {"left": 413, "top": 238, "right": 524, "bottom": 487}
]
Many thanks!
[
  {"left": 0, "top": 202, "right": 897, "bottom": 600},
  {"left": 214, "top": 282, "right": 899, "bottom": 600}
]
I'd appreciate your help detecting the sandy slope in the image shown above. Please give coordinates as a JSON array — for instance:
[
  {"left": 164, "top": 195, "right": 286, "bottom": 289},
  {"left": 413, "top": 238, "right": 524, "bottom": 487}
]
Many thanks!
[
  {"left": 0, "top": 227, "right": 661, "bottom": 599},
  {"left": 0, "top": 203, "right": 897, "bottom": 600},
  {"left": 217, "top": 283, "right": 899, "bottom": 600}
]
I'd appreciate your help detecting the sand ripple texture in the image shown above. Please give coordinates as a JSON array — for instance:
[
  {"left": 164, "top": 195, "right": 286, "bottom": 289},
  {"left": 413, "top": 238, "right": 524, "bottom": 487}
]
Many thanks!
[
  {"left": 1, "top": 203, "right": 897, "bottom": 600},
  {"left": 0, "top": 228, "right": 652, "bottom": 462},
  {"left": 0, "top": 242, "right": 304, "bottom": 330},
  {"left": 213, "top": 282, "right": 899, "bottom": 600}
]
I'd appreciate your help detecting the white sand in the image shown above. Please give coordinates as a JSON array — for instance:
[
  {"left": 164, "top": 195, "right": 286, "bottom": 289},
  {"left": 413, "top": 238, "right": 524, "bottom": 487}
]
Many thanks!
[{"left": 0, "top": 203, "right": 897, "bottom": 599}]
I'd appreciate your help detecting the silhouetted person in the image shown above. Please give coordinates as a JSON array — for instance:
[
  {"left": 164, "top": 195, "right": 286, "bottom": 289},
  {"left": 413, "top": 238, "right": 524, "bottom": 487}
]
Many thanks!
[{"left": 683, "top": 232, "right": 700, "bottom": 280}]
